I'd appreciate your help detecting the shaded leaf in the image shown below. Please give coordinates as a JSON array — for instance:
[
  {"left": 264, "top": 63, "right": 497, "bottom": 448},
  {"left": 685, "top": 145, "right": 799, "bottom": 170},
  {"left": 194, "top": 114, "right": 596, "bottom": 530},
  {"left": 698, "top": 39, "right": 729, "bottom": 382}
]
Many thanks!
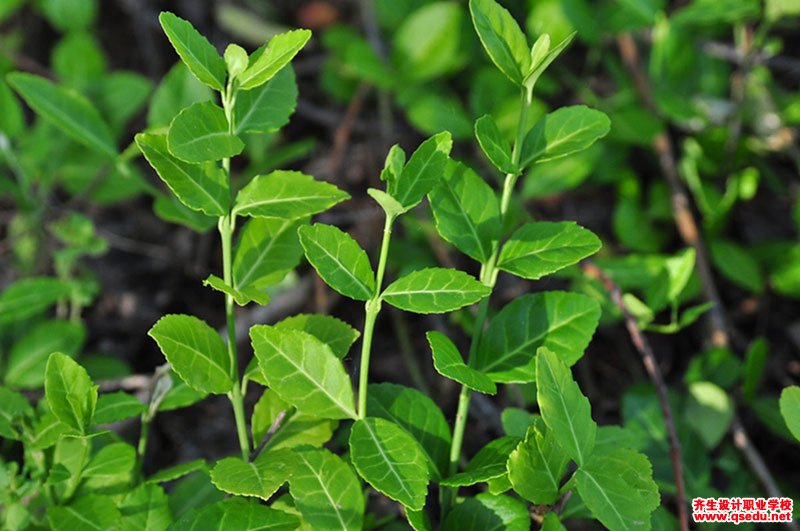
[
  {"left": 168, "top": 498, "right": 298, "bottom": 531},
  {"left": 93, "top": 392, "right": 145, "bottom": 424},
  {"left": 441, "top": 437, "right": 519, "bottom": 487},
  {"left": 442, "top": 493, "right": 529, "bottom": 531},
  {"left": 0, "top": 277, "right": 70, "bottom": 325},
  {"left": 507, "top": 418, "right": 569, "bottom": 504},
  {"left": 47, "top": 495, "right": 120, "bottom": 531},
  {"left": 5, "top": 320, "right": 85, "bottom": 389},
  {"left": 780, "top": 386, "right": 800, "bottom": 442}
]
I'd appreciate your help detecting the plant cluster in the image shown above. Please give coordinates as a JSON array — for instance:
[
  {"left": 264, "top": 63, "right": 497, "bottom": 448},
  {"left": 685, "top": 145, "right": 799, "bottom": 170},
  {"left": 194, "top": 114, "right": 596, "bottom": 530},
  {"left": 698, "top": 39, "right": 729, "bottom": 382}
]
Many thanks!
[{"left": 1, "top": 0, "right": 799, "bottom": 530}]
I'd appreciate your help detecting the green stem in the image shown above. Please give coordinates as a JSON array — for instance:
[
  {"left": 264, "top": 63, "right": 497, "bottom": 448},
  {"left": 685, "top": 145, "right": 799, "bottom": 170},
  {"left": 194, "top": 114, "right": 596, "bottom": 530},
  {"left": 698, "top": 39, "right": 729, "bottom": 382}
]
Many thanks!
[
  {"left": 136, "top": 415, "right": 150, "bottom": 479},
  {"left": 219, "top": 81, "right": 249, "bottom": 460},
  {"left": 443, "top": 89, "right": 532, "bottom": 511},
  {"left": 357, "top": 213, "right": 395, "bottom": 418}
]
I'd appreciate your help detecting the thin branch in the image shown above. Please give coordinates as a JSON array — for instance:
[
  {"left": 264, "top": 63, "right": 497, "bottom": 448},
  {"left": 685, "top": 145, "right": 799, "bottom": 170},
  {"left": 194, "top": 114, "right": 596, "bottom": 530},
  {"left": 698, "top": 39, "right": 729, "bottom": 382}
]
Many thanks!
[
  {"left": 250, "top": 410, "right": 287, "bottom": 462},
  {"left": 582, "top": 261, "right": 690, "bottom": 531},
  {"left": 616, "top": 33, "right": 729, "bottom": 349}
]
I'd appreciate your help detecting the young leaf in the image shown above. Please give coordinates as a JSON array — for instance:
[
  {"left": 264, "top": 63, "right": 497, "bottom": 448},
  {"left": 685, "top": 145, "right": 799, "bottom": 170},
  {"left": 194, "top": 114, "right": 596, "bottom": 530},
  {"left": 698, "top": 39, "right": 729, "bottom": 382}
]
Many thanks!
[
  {"left": 523, "top": 32, "right": 576, "bottom": 93},
  {"left": 170, "top": 498, "right": 298, "bottom": 531},
  {"left": 388, "top": 132, "right": 453, "bottom": 209},
  {"left": 159, "top": 12, "right": 227, "bottom": 91},
  {"left": 349, "top": 417, "right": 430, "bottom": 510},
  {"left": 203, "top": 274, "right": 270, "bottom": 306},
  {"left": 45, "top": 352, "right": 98, "bottom": 434},
  {"left": 148, "top": 314, "right": 233, "bottom": 395},
  {"left": 167, "top": 101, "right": 244, "bottom": 163},
  {"left": 136, "top": 133, "right": 229, "bottom": 216},
  {"left": 233, "top": 170, "right": 349, "bottom": 219},
  {"left": 238, "top": 29, "right": 312, "bottom": 90},
  {"left": 575, "top": 448, "right": 660, "bottom": 531},
  {"left": 368, "top": 187, "right": 407, "bottom": 218},
  {"left": 474, "top": 292, "right": 600, "bottom": 382},
  {"left": 536, "top": 348, "right": 596, "bottom": 465},
  {"left": 442, "top": 493, "right": 529, "bottom": 531},
  {"left": 93, "top": 392, "right": 146, "bottom": 424},
  {"left": 779, "top": 386, "right": 800, "bottom": 442},
  {"left": 366, "top": 383, "right": 452, "bottom": 480},
  {"left": 469, "top": 0, "right": 531, "bottom": 85},
  {"left": 47, "top": 495, "right": 121, "bottom": 531},
  {"left": 224, "top": 44, "right": 248, "bottom": 79},
  {"left": 7, "top": 72, "right": 117, "bottom": 158},
  {"left": 426, "top": 331, "right": 496, "bottom": 394},
  {"left": 0, "top": 278, "right": 70, "bottom": 325},
  {"left": 275, "top": 314, "right": 360, "bottom": 359},
  {"left": 250, "top": 325, "right": 357, "bottom": 419},
  {"left": 475, "top": 114, "right": 516, "bottom": 173},
  {"left": 520, "top": 105, "right": 611, "bottom": 168},
  {"left": 382, "top": 268, "right": 490, "bottom": 314},
  {"left": 497, "top": 221, "right": 602, "bottom": 280},
  {"left": 5, "top": 320, "right": 84, "bottom": 389},
  {"left": 380, "top": 144, "right": 406, "bottom": 182},
  {"left": 234, "top": 66, "right": 298, "bottom": 134},
  {"left": 507, "top": 418, "right": 569, "bottom": 504},
  {"left": 429, "top": 161, "right": 501, "bottom": 265},
  {"left": 210, "top": 449, "right": 293, "bottom": 500},
  {"left": 441, "top": 436, "right": 519, "bottom": 487},
  {"left": 298, "top": 223, "right": 376, "bottom": 301},
  {"left": 289, "top": 446, "right": 365, "bottom": 531},
  {"left": 233, "top": 217, "right": 306, "bottom": 290}
]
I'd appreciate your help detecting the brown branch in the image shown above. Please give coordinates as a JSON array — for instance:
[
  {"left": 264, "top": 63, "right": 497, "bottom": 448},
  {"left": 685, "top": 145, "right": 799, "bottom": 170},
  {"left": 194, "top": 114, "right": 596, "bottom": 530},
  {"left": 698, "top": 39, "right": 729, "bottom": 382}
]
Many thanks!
[
  {"left": 616, "top": 33, "right": 729, "bottom": 349},
  {"left": 328, "top": 82, "right": 370, "bottom": 179},
  {"left": 582, "top": 261, "right": 690, "bottom": 531}
]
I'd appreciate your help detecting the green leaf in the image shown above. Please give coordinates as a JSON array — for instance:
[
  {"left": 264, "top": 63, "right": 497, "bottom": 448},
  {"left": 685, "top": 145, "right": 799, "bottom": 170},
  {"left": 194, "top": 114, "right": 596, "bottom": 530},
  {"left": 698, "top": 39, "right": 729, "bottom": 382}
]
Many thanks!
[
  {"left": 239, "top": 29, "right": 312, "bottom": 90},
  {"left": 159, "top": 376, "right": 207, "bottom": 412},
  {"left": 148, "top": 314, "right": 233, "bottom": 395},
  {"left": 501, "top": 408, "right": 536, "bottom": 438},
  {"left": 169, "top": 498, "right": 298, "bottom": 531},
  {"left": 474, "top": 292, "right": 601, "bottom": 382},
  {"left": 146, "top": 459, "right": 207, "bottom": 484},
  {"left": 147, "top": 62, "right": 212, "bottom": 129},
  {"left": 159, "top": 12, "right": 227, "bottom": 91},
  {"left": 83, "top": 442, "right": 137, "bottom": 490},
  {"left": 233, "top": 217, "right": 306, "bottom": 290},
  {"left": 250, "top": 325, "right": 357, "bottom": 419},
  {"left": 299, "top": 223, "right": 376, "bottom": 301},
  {"left": 47, "top": 495, "right": 121, "bottom": 531},
  {"left": 224, "top": 44, "right": 249, "bottom": 79},
  {"left": 475, "top": 115, "right": 516, "bottom": 173},
  {"left": 7, "top": 72, "right": 116, "bottom": 158},
  {"left": 429, "top": 161, "right": 501, "bottom": 264},
  {"left": 136, "top": 133, "right": 229, "bottom": 216},
  {"left": 507, "top": 418, "right": 569, "bottom": 504},
  {"left": 382, "top": 268, "right": 490, "bottom": 314},
  {"left": 441, "top": 436, "right": 519, "bottom": 487},
  {"left": 5, "top": 320, "right": 85, "bottom": 389},
  {"left": 349, "top": 417, "right": 430, "bottom": 510},
  {"left": 393, "top": 2, "right": 468, "bottom": 82},
  {"left": 575, "top": 448, "right": 660, "bottom": 531},
  {"left": 0, "top": 79, "right": 23, "bottom": 138},
  {"left": 233, "top": 170, "right": 349, "bottom": 219},
  {"left": 523, "top": 32, "right": 576, "bottom": 93},
  {"left": 710, "top": 239, "right": 764, "bottom": 294},
  {"left": 234, "top": 66, "right": 297, "bottom": 134},
  {"left": 45, "top": 352, "right": 97, "bottom": 434},
  {"left": 210, "top": 449, "right": 293, "bottom": 500},
  {"left": 388, "top": 132, "right": 453, "bottom": 209},
  {"left": 289, "top": 446, "right": 365, "bottom": 531},
  {"left": 275, "top": 314, "right": 360, "bottom": 359},
  {"left": 442, "top": 493, "right": 529, "bottom": 531},
  {"left": 120, "top": 483, "right": 172, "bottom": 531},
  {"left": 368, "top": 188, "right": 407, "bottom": 218},
  {"left": 497, "top": 221, "right": 602, "bottom": 280},
  {"left": 366, "top": 383, "right": 452, "bottom": 480},
  {"left": 742, "top": 338, "right": 768, "bottom": 403},
  {"left": 203, "top": 274, "right": 270, "bottom": 306},
  {"left": 167, "top": 101, "right": 244, "bottom": 163},
  {"left": 685, "top": 381, "right": 733, "bottom": 448},
  {"left": 536, "top": 348, "right": 596, "bottom": 465},
  {"left": 426, "top": 331, "right": 496, "bottom": 394},
  {"left": 520, "top": 105, "right": 611, "bottom": 168},
  {"left": 0, "top": 278, "right": 70, "bottom": 325},
  {"left": 0, "top": 387, "right": 32, "bottom": 439},
  {"left": 779, "top": 386, "right": 800, "bottom": 442},
  {"left": 153, "top": 193, "right": 217, "bottom": 233},
  {"left": 469, "top": 0, "right": 530, "bottom": 85},
  {"left": 380, "top": 144, "right": 406, "bottom": 183},
  {"left": 93, "top": 392, "right": 146, "bottom": 424}
]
